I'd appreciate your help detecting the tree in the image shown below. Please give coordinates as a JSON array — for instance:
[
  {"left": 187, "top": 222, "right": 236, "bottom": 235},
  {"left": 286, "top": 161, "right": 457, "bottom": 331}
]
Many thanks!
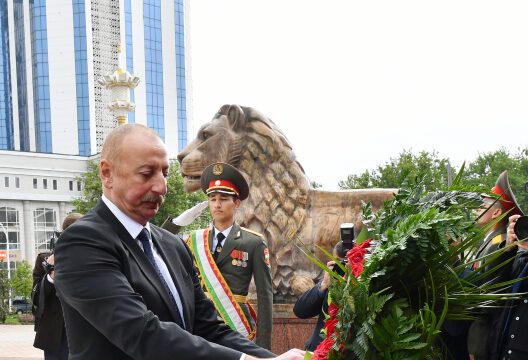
[
  {"left": 464, "top": 147, "right": 528, "bottom": 212},
  {"left": 73, "top": 159, "right": 209, "bottom": 228},
  {"left": 72, "top": 159, "right": 102, "bottom": 215},
  {"left": 11, "top": 261, "right": 32, "bottom": 300},
  {"left": 311, "top": 181, "right": 322, "bottom": 189},
  {"left": 338, "top": 147, "right": 528, "bottom": 212},
  {"left": 338, "top": 150, "right": 452, "bottom": 190},
  {"left": 0, "top": 265, "right": 9, "bottom": 323}
]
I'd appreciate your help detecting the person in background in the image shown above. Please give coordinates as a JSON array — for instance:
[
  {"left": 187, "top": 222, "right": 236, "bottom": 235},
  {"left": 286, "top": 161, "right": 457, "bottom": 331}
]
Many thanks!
[
  {"left": 487, "top": 213, "right": 528, "bottom": 360},
  {"left": 54, "top": 124, "right": 302, "bottom": 360},
  {"left": 293, "top": 241, "right": 347, "bottom": 351},
  {"left": 467, "top": 171, "right": 523, "bottom": 360},
  {"left": 32, "top": 212, "right": 83, "bottom": 360},
  {"left": 187, "top": 162, "right": 273, "bottom": 350}
]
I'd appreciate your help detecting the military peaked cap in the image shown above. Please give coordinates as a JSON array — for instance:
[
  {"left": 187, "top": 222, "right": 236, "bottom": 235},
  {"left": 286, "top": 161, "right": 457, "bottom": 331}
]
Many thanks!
[
  {"left": 201, "top": 162, "right": 249, "bottom": 200},
  {"left": 491, "top": 170, "right": 523, "bottom": 217}
]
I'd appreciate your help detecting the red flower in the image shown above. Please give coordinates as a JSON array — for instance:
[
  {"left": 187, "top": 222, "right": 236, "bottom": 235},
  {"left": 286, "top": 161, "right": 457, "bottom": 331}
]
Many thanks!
[
  {"left": 346, "top": 239, "right": 372, "bottom": 278},
  {"left": 324, "top": 317, "right": 338, "bottom": 335},
  {"left": 313, "top": 336, "right": 335, "bottom": 360},
  {"left": 328, "top": 303, "right": 339, "bottom": 317}
]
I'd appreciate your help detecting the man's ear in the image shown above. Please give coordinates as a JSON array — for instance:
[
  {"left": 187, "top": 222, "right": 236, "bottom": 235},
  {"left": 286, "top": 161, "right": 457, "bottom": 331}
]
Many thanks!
[
  {"left": 100, "top": 159, "right": 113, "bottom": 189},
  {"left": 234, "top": 198, "right": 241, "bottom": 210},
  {"left": 491, "top": 207, "right": 503, "bottom": 220}
]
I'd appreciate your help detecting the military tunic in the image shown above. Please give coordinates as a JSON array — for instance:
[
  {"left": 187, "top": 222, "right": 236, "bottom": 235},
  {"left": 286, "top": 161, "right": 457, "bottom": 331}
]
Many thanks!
[{"left": 203, "top": 222, "right": 273, "bottom": 350}]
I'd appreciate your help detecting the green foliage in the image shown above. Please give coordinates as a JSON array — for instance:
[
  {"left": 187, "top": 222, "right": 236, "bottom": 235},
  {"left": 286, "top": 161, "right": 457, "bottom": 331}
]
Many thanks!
[
  {"left": 338, "top": 150, "right": 451, "bottom": 190},
  {"left": 464, "top": 147, "right": 528, "bottom": 213},
  {"left": 72, "top": 159, "right": 210, "bottom": 228},
  {"left": 152, "top": 160, "right": 210, "bottom": 228},
  {"left": 311, "top": 181, "right": 323, "bottom": 189},
  {"left": 305, "top": 170, "right": 523, "bottom": 359},
  {"left": 11, "top": 261, "right": 32, "bottom": 300},
  {"left": 339, "top": 147, "right": 528, "bottom": 213},
  {"left": 0, "top": 265, "right": 10, "bottom": 323},
  {"left": 370, "top": 300, "right": 427, "bottom": 359},
  {"left": 73, "top": 159, "right": 102, "bottom": 214}
]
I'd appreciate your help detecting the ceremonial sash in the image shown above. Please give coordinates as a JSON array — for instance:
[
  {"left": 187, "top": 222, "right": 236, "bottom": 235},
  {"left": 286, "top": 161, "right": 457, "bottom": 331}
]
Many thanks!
[{"left": 189, "top": 229, "right": 255, "bottom": 339}]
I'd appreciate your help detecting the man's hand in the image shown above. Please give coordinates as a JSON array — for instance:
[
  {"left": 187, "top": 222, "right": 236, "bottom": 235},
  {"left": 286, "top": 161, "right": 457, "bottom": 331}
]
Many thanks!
[
  {"left": 46, "top": 254, "right": 55, "bottom": 278},
  {"left": 246, "top": 348, "right": 306, "bottom": 360},
  {"left": 508, "top": 215, "right": 528, "bottom": 250},
  {"left": 319, "top": 261, "right": 335, "bottom": 291}
]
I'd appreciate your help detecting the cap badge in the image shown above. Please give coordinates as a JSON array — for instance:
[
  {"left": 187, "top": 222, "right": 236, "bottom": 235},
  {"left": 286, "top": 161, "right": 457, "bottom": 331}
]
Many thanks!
[
  {"left": 215, "top": 180, "right": 221, "bottom": 186},
  {"left": 213, "top": 163, "right": 224, "bottom": 175}
]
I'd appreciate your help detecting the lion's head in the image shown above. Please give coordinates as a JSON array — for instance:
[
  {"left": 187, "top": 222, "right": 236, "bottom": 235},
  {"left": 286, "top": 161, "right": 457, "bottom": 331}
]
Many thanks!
[{"left": 178, "top": 104, "right": 300, "bottom": 193}]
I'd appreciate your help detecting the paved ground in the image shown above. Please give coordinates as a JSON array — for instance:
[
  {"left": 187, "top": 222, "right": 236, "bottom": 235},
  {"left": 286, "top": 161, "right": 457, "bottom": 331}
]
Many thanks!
[{"left": 0, "top": 325, "right": 43, "bottom": 359}]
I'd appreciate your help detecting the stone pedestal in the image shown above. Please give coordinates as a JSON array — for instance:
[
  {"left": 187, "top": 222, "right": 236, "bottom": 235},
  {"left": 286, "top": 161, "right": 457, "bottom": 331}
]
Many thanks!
[{"left": 271, "top": 303, "right": 317, "bottom": 354}]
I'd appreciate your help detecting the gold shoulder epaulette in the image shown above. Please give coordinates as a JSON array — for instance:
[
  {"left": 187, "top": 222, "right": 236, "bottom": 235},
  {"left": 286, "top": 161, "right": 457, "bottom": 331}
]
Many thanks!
[
  {"left": 240, "top": 227, "right": 263, "bottom": 238},
  {"left": 491, "top": 234, "right": 503, "bottom": 245}
]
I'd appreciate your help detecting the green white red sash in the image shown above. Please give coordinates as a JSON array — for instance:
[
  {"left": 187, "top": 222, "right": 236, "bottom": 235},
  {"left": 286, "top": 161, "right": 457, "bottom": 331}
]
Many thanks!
[{"left": 189, "top": 229, "right": 255, "bottom": 339}]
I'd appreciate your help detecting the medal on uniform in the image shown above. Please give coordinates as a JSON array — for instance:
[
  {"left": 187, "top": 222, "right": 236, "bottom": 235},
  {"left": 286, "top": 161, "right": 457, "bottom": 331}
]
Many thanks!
[
  {"left": 241, "top": 251, "right": 248, "bottom": 267},
  {"left": 231, "top": 250, "right": 239, "bottom": 266}
]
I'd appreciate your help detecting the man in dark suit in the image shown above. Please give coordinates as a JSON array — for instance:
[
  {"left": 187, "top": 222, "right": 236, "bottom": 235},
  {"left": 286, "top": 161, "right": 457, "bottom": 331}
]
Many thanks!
[
  {"left": 188, "top": 162, "right": 273, "bottom": 349},
  {"left": 54, "top": 124, "right": 304, "bottom": 360},
  {"left": 293, "top": 242, "right": 347, "bottom": 351}
]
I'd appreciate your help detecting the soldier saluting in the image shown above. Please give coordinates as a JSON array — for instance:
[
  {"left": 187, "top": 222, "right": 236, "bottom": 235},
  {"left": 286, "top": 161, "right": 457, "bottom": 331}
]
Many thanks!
[{"left": 188, "top": 162, "right": 273, "bottom": 350}]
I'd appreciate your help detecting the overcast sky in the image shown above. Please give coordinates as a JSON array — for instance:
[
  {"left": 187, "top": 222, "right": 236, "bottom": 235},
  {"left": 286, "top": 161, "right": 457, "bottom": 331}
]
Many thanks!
[{"left": 188, "top": 1, "right": 528, "bottom": 190}]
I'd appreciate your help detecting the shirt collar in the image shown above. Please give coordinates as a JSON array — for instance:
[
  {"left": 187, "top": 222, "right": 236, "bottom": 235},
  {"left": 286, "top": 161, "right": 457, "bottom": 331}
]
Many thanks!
[
  {"left": 102, "top": 195, "right": 151, "bottom": 239},
  {"left": 214, "top": 224, "right": 233, "bottom": 239}
]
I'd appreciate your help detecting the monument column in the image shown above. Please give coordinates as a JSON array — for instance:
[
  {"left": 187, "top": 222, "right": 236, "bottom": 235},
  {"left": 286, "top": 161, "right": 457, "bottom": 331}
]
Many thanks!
[{"left": 22, "top": 201, "right": 35, "bottom": 262}]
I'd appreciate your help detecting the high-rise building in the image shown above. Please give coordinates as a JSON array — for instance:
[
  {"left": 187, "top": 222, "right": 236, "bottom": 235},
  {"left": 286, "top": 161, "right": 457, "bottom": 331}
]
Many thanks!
[{"left": 0, "top": 0, "right": 192, "bottom": 267}]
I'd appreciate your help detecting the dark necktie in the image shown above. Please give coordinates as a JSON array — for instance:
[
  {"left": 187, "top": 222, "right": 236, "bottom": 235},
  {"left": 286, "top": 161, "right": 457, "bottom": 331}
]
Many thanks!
[
  {"left": 213, "top": 232, "right": 226, "bottom": 262},
  {"left": 137, "top": 228, "right": 185, "bottom": 328}
]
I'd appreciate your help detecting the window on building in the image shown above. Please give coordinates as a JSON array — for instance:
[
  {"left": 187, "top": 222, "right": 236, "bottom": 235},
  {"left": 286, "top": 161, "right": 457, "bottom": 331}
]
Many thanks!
[
  {"left": 52, "top": 179, "right": 57, "bottom": 190},
  {"left": 33, "top": 178, "right": 37, "bottom": 189},
  {"left": 15, "top": 177, "right": 20, "bottom": 188},
  {"left": 43, "top": 179, "right": 47, "bottom": 189},
  {"left": 77, "top": 181, "right": 81, "bottom": 191},
  {"left": 69, "top": 180, "right": 73, "bottom": 191},
  {"left": 4, "top": 177, "right": 8, "bottom": 187},
  {"left": 0, "top": 207, "right": 21, "bottom": 251},
  {"left": 33, "top": 207, "right": 56, "bottom": 251}
]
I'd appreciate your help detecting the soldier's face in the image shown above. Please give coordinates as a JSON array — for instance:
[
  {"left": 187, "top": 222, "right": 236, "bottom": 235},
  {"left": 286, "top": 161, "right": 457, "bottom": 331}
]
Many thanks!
[
  {"left": 208, "top": 193, "right": 240, "bottom": 224},
  {"left": 476, "top": 198, "right": 502, "bottom": 227}
]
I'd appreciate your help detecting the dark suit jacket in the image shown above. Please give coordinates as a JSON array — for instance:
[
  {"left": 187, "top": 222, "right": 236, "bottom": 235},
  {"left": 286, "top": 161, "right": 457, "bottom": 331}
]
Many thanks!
[
  {"left": 205, "top": 223, "right": 273, "bottom": 349},
  {"left": 293, "top": 283, "right": 328, "bottom": 351},
  {"left": 54, "top": 200, "right": 274, "bottom": 360},
  {"left": 32, "top": 253, "right": 66, "bottom": 354}
]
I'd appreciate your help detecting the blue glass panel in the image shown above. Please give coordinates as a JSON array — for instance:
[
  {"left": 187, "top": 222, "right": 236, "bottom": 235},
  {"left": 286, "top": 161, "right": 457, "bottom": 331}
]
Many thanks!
[
  {"left": 174, "top": 0, "right": 187, "bottom": 151},
  {"left": 143, "top": 0, "right": 164, "bottom": 139},
  {"left": 0, "top": 0, "right": 13, "bottom": 149},
  {"left": 29, "top": 0, "right": 52, "bottom": 152},
  {"left": 72, "top": 0, "right": 91, "bottom": 155}
]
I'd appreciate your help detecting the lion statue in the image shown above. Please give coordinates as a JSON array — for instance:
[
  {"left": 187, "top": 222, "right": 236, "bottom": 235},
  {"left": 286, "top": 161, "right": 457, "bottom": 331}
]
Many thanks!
[{"left": 178, "top": 104, "right": 394, "bottom": 300}]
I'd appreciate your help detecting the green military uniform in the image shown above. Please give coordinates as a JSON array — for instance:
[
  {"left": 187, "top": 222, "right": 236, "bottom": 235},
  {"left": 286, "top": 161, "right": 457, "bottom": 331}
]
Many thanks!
[
  {"left": 203, "top": 223, "right": 273, "bottom": 349},
  {"left": 194, "top": 162, "right": 273, "bottom": 350}
]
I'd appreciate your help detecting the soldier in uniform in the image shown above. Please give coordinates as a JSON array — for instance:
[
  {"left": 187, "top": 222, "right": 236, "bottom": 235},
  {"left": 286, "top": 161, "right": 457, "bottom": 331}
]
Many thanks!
[
  {"left": 187, "top": 162, "right": 273, "bottom": 350},
  {"left": 467, "top": 170, "right": 523, "bottom": 360}
]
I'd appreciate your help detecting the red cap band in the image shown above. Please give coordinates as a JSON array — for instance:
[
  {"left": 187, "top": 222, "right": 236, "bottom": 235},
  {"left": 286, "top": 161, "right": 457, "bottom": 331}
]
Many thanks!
[
  {"left": 491, "top": 185, "right": 522, "bottom": 216},
  {"left": 207, "top": 179, "right": 240, "bottom": 196}
]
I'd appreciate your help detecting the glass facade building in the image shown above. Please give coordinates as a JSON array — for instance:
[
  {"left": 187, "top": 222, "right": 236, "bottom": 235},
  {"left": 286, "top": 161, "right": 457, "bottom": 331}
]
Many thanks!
[
  {"left": 0, "top": 0, "right": 191, "bottom": 266},
  {"left": 29, "top": 0, "right": 52, "bottom": 153},
  {"left": 72, "top": 0, "right": 91, "bottom": 156},
  {"left": 143, "top": 0, "right": 165, "bottom": 141},
  {"left": 0, "top": 0, "right": 13, "bottom": 150}
]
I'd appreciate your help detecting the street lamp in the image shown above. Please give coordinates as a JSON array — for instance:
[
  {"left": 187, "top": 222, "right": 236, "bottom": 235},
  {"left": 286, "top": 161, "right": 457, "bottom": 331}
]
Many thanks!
[{"left": 0, "top": 222, "right": 12, "bottom": 310}]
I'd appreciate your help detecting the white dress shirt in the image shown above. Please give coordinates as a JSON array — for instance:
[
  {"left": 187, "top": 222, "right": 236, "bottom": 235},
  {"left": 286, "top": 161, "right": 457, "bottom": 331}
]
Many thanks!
[{"left": 102, "top": 195, "right": 185, "bottom": 328}]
